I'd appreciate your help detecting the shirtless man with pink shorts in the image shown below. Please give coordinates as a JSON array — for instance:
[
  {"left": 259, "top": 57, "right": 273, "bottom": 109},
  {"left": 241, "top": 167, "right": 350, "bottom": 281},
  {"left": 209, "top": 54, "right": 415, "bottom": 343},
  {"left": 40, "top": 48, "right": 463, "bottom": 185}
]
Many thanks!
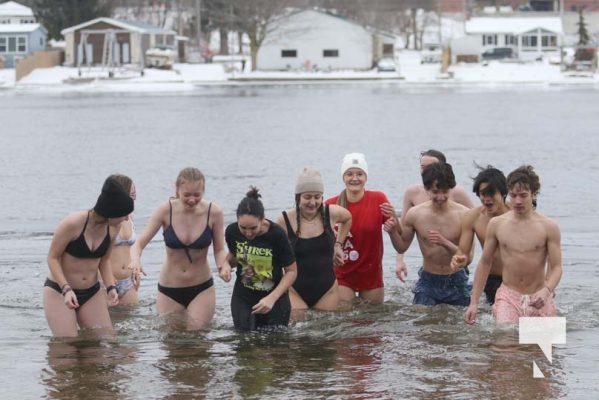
[{"left": 464, "top": 165, "right": 562, "bottom": 324}]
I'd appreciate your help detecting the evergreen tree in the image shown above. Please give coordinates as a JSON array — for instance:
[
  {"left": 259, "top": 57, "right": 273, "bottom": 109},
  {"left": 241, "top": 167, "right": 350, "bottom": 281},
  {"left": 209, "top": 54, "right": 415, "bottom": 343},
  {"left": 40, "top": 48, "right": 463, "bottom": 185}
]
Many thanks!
[
  {"left": 577, "top": 8, "right": 591, "bottom": 46},
  {"left": 33, "top": 0, "right": 113, "bottom": 40}
]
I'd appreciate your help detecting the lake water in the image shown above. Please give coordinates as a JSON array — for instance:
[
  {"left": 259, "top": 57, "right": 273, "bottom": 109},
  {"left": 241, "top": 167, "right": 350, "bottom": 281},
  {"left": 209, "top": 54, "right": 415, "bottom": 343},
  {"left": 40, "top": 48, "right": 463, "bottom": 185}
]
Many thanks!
[{"left": 1, "top": 82, "right": 598, "bottom": 399}]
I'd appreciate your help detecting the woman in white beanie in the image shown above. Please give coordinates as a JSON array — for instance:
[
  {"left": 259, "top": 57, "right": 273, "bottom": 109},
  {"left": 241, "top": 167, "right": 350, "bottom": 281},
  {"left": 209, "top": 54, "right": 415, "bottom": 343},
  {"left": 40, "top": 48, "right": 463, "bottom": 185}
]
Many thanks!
[
  {"left": 325, "top": 153, "right": 399, "bottom": 305},
  {"left": 276, "top": 167, "right": 352, "bottom": 313}
]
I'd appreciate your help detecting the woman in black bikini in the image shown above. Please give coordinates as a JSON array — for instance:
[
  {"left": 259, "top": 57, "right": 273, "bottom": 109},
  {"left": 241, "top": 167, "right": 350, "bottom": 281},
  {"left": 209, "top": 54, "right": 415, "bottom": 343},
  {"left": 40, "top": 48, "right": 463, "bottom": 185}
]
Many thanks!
[
  {"left": 130, "top": 167, "right": 226, "bottom": 330},
  {"left": 43, "top": 175, "right": 134, "bottom": 337}
]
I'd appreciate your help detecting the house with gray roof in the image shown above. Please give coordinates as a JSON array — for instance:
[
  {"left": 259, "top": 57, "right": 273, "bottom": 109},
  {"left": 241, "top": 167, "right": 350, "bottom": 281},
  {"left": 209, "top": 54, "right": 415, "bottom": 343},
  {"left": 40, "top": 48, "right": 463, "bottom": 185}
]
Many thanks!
[
  {"left": 61, "top": 17, "right": 178, "bottom": 66},
  {"left": 0, "top": 1, "right": 46, "bottom": 67}
]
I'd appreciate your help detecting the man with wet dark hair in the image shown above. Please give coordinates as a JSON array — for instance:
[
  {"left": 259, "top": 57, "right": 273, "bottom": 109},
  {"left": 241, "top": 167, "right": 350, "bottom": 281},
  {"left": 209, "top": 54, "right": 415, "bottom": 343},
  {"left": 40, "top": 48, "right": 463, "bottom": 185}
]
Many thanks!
[
  {"left": 389, "top": 162, "right": 471, "bottom": 306},
  {"left": 464, "top": 165, "right": 562, "bottom": 324},
  {"left": 395, "top": 149, "right": 474, "bottom": 283},
  {"left": 451, "top": 165, "right": 509, "bottom": 305}
]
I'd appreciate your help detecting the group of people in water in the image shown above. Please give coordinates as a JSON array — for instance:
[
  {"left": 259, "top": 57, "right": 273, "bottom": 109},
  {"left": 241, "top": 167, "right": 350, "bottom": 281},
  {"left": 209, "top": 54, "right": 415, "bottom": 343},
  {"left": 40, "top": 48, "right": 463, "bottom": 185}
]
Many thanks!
[{"left": 42, "top": 150, "right": 562, "bottom": 337}]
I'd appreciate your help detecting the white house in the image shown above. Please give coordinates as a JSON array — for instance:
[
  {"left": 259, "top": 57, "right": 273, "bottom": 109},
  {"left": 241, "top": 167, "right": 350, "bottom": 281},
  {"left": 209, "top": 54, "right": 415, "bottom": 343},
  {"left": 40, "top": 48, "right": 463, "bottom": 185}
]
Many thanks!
[
  {"left": 257, "top": 9, "right": 389, "bottom": 71},
  {"left": 465, "top": 16, "right": 563, "bottom": 61},
  {"left": 0, "top": 1, "right": 36, "bottom": 24}
]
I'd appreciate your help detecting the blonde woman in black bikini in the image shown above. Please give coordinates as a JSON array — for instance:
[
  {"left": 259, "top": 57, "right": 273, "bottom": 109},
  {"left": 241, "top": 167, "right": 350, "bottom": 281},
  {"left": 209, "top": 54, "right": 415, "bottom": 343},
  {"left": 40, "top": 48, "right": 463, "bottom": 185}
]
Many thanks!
[{"left": 130, "top": 167, "right": 226, "bottom": 330}]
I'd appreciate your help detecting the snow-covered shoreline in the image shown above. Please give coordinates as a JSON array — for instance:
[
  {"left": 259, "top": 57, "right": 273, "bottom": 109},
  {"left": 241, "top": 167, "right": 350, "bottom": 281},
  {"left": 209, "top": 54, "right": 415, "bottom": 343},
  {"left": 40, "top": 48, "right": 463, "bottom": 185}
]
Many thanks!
[{"left": 1, "top": 50, "right": 597, "bottom": 92}]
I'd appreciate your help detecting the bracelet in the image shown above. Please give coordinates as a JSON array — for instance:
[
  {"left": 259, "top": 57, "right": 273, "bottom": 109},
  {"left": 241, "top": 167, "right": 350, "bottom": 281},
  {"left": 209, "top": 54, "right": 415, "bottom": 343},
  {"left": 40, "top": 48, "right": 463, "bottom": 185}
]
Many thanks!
[
  {"left": 335, "top": 241, "right": 344, "bottom": 246},
  {"left": 62, "top": 287, "right": 73, "bottom": 296},
  {"left": 106, "top": 285, "right": 117, "bottom": 293}
]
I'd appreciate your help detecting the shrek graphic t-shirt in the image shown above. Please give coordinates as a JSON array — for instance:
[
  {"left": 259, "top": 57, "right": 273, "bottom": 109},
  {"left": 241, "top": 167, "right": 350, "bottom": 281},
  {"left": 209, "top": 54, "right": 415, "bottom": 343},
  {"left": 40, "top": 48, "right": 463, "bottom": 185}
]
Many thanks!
[{"left": 225, "top": 220, "right": 295, "bottom": 303}]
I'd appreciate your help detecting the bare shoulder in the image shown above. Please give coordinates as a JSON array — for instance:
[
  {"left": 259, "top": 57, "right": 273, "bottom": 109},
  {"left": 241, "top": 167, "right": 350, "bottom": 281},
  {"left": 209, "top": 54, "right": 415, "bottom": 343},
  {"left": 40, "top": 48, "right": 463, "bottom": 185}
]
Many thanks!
[
  {"left": 462, "top": 206, "right": 483, "bottom": 225},
  {"left": 405, "top": 200, "right": 428, "bottom": 220},
  {"left": 451, "top": 185, "right": 475, "bottom": 208},
  {"left": 207, "top": 201, "right": 223, "bottom": 215},
  {"left": 536, "top": 212, "right": 560, "bottom": 232},
  {"left": 276, "top": 208, "right": 294, "bottom": 224},
  {"left": 62, "top": 210, "right": 88, "bottom": 227},
  {"left": 404, "top": 184, "right": 423, "bottom": 199},
  {"left": 54, "top": 210, "right": 88, "bottom": 238}
]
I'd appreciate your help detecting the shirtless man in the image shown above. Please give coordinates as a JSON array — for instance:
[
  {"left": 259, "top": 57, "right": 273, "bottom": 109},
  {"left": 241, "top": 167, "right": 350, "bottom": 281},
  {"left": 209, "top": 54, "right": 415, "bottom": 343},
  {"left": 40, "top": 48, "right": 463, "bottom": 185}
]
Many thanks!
[
  {"left": 395, "top": 149, "right": 474, "bottom": 281},
  {"left": 464, "top": 165, "right": 562, "bottom": 324},
  {"left": 389, "top": 162, "right": 471, "bottom": 306},
  {"left": 451, "top": 166, "right": 509, "bottom": 305}
]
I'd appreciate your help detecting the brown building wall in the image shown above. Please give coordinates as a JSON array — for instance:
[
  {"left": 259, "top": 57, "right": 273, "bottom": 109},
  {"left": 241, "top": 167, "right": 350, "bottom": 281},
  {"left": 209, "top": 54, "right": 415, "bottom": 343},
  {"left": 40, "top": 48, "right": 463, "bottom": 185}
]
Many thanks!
[{"left": 73, "top": 21, "right": 131, "bottom": 65}]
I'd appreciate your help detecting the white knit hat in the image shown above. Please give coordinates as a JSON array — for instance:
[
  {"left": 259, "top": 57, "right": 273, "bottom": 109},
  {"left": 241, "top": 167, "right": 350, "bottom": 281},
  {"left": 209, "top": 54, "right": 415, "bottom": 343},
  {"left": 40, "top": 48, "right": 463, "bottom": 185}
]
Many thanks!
[
  {"left": 295, "top": 166, "right": 324, "bottom": 194},
  {"left": 340, "top": 153, "right": 368, "bottom": 177}
]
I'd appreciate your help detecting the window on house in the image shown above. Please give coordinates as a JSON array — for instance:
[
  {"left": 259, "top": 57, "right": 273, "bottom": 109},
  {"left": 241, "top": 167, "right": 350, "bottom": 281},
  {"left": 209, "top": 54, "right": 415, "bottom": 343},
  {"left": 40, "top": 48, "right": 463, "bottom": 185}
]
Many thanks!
[
  {"left": 522, "top": 34, "right": 537, "bottom": 48},
  {"left": 17, "top": 36, "right": 26, "bottom": 52},
  {"left": 281, "top": 49, "right": 297, "bottom": 57},
  {"left": 482, "top": 35, "right": 497, "bottom": 46},
  {"left": 323, "top": 49, "right": 339, "bottom": 57},
  {"left": 0, "top": 37, "right": 6, "bottom": 52},
  {"left": 541, "top": 34, "right": 557, "bottom": 48},
  {"left": 505, "top": 35, "right": 516, "bottom": 46}
]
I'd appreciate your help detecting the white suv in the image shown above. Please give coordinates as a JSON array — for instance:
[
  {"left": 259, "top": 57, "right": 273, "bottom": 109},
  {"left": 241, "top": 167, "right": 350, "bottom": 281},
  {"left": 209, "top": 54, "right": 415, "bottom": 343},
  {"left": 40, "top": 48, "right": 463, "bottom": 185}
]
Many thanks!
[{"left": 421, "top": 44, "right": 442, "bottom": 64}]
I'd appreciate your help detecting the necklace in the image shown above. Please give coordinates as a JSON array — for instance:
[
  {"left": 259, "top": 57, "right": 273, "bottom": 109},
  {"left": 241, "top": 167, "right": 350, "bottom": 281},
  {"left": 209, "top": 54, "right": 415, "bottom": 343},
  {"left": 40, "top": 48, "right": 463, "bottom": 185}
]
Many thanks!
[{"left": 300, "top": 213, "right": 319, "bottom": 223}]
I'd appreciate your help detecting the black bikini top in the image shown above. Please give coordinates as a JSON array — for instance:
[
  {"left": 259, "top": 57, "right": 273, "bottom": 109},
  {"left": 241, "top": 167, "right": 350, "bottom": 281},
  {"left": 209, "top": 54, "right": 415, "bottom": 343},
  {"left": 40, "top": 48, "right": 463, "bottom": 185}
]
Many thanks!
[
  {"left": 64, "top": 211, "right": 111, "bottom": 259},
  {"left": 163, "top": 200, "right": 213, "bottom": 263}
]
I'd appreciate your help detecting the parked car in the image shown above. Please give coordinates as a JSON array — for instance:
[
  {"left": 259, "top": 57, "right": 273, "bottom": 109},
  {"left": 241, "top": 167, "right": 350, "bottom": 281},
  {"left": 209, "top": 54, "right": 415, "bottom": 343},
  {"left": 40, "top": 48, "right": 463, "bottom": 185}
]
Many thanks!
[
  {"left": 481, "top": 47, "right": 515, "bottom": 61},
  {"left": 421, "top": 44, "right": 442, "bottom": 64},
  {"left": 145, "top": 45, "right": 177, "bottom": 69},
  {"left": 377, "top": 58, "right": 397, "bottom": 72}
]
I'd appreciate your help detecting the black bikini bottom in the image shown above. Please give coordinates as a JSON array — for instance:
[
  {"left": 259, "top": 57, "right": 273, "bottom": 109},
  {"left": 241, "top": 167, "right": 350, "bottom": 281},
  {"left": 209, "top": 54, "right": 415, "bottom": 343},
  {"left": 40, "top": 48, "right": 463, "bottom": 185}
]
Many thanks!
[
  {"left": 157, "top": 277, "right": 214, "bottom": 308},
  {"left": 44, "top": 278, "right": 101, "bottom": 307}
]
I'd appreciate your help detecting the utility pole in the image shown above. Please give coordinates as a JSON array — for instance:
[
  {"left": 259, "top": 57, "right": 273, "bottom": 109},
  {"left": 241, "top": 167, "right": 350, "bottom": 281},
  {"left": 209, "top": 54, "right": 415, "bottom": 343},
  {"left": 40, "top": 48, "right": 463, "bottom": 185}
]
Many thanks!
[{"left": 196, "top": 0, "right": 202, "bottom": 48}]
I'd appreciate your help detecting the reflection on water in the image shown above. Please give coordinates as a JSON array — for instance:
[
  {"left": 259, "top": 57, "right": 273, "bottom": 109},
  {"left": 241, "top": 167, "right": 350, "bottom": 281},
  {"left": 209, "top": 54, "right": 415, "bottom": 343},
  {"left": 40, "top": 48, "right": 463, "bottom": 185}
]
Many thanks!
[
  {"left": 43, "top": 338, "right": 138, "bottom": 399},
  {"left": 1, "top": 86, "right": 598, "bottom": 398}
]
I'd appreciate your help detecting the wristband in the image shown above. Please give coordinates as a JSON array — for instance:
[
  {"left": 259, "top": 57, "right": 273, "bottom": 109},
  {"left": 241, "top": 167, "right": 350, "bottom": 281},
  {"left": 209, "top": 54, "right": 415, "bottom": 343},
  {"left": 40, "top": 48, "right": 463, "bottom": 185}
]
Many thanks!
[
  {"left": 106, "top": 285, "right": 117, "bottom": 294},
  {"left": 62, "top": 287, "right": 73, "bottom": 296}
]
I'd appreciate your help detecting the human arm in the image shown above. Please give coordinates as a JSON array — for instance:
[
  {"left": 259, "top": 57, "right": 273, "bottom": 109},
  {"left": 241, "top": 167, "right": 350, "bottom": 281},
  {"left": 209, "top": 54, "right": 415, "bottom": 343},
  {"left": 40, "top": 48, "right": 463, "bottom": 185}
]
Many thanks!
[
  {"left": 99, "top": 249, "right": 118, "bottom": 307},
  {"left": 210, "top": 204, "right": 228, "bottom": 274},
  {"left": 330, "top": 204, "right": 352, "bottom": 266},
  {"left": 128, "top": 203, "right": 166, "bottom": 274},
  {"left": 530, "top": 219, "right": 562, "bottom": 309},
  {"left": 464, "top": 220, "right": 499, "bottom": 325},
  {"left": 451, "top": 210, "right": 477, "bottom": 271},
  {"left": 46, "top": 214, "right": 80, "bottom": 309},
  {"left": 218, "top": 252, "right": 236, "bottom": 283},
  {"left": 251, "top": 262, "right": 297, "bottom": 314},
  {"left": 395, "top": 191, "right": 415, "bottom": 281}
]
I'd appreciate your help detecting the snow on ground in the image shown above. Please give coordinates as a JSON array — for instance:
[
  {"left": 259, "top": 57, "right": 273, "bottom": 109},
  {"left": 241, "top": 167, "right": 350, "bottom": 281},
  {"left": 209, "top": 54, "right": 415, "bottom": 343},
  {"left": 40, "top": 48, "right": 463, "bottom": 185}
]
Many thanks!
[{"left": 1, "top": 50, "right": 597, "bottom": 92}]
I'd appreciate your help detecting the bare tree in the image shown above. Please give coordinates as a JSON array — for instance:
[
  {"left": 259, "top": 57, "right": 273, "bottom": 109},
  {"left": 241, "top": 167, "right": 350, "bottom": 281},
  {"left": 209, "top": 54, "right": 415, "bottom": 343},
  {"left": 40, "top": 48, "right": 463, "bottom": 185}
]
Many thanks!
[{"left": 216, "top": 0, "right": 293, "bottom": 70}]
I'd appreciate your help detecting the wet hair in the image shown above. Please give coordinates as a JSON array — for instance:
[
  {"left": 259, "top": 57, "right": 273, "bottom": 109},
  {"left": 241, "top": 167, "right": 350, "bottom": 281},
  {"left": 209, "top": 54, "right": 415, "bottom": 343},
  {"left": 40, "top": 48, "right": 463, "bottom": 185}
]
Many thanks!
[
  {"left": 236, "top": 186, "right": 265, "bottom": 219},
  {"left": 507, "top": 165, "right": 540, "bottom": 208},
  {"left": 175, "top": 167, "right": 205, "bottom": 196},
  {"left": 472, "top": 164, "right": 507, "bottom": 200},
  {"left": 294, "top": 193, "right": 326, "bottom": 237},
  {"left": 420, "top": 149, "right": 447, "bottom": 164},
  {"left": 422, "top": 162, "right": 456, "bottom": 190},
  {"left": 110, "top": 174, "right": 133, "bottom": 194}
]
